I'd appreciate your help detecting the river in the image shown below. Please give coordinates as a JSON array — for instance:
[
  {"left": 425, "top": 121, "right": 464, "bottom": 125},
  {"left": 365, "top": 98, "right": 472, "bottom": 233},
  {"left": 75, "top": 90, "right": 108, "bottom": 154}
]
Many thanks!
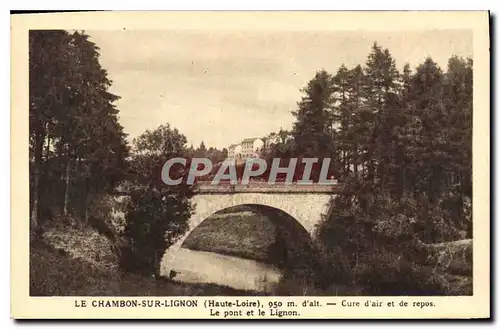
[{"left": 163, "top": 247, "right": 283, "bottom": 293}]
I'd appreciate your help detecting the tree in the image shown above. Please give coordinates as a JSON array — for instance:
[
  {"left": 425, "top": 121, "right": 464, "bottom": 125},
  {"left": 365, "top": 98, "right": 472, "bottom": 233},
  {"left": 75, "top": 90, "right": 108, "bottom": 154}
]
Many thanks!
[
  {"left": 404, "top": 58, "right": 450, "bottom": 204},
  {"left": 205, "top": 146, "right": 227, "bottom": 164},
  {"left": 362, "top": 43, "right": 400, "bottom": 187},
  {"left": 291, "top": 70, "right": 336, "bottom": 180},
  {"left": 29, "top": 30, "right": 129, "bottom": 233},
  {"left": 331, "top": 65, "right": 351, "bottom": 176},
  {"left": 29, "top": 30, "right": 72, "bottom": 235},
  {"left": 61, "top": 31, "right": 129, "bottom": 223},
  {"left": 195, "top": 141, "right": 207, "bottom": 158},
  {"left": 121, "top": 124, "right": 194, "bottom": 276},
  {"left": 313, "top": 44, "right": 472, "bottom": 294},
  {"left": 331, "top": 64, "right": 366, "bottom": 177},
  {"left": 442, "top": 56, "right": 473, "bottom": 236}
]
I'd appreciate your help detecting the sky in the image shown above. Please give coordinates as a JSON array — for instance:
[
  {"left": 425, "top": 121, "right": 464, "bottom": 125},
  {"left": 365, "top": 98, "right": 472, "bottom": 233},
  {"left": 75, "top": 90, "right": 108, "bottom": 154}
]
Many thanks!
[{"left": 87, "top": 29, "right": 472, "bottom": 150}]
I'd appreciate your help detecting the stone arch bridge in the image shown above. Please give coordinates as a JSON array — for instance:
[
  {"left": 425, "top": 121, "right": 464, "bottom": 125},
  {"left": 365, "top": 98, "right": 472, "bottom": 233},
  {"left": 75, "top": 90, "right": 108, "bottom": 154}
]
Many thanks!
[{"left": 159, "top": 182, "right": 340, "bottom": 276}]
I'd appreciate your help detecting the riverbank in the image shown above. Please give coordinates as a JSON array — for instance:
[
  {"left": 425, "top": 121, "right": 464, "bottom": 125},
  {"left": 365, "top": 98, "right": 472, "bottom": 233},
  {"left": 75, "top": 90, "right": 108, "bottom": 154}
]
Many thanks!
[
  {"left": 31, "top": 218, "right": 472, "bottom": 297},
  {"left": 30, "top": 239, "right": 263, "bottom": 296}
]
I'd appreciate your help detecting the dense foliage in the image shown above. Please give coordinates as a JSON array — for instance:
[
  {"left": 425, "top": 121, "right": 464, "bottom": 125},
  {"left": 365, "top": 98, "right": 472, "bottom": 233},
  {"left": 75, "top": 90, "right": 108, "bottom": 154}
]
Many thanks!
[
  {"left": 263, "top": 43, "right": 473, "bottom": 295},
  {"left": 28, "top": 31, "right": 198, "bottom": 278},
  {"left": 120, "top": 124, "right": 195, "bottom": 276},
  {"left": 29, "top": 30, "right": 129, "bottom": 235},
  {"left": 263, "top": 42, "right": 472, "bottom": 243}
]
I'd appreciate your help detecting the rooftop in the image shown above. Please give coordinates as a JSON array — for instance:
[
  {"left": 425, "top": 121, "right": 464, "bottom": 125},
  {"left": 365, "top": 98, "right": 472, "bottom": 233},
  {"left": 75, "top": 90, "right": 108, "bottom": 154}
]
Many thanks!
[{"left": 241, "top": 137, "right": 260, "bottom": 143}]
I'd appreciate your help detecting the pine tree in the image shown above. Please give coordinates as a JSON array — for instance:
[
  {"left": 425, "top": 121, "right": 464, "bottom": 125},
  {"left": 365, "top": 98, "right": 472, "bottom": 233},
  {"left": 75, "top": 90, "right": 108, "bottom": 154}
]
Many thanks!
[
  {"left": 442, "top": 56, "right": 473, "bottom": 235},
  {"left": 331, "top": 65, "right": 351, "bottom": 176},
  {"left": 292, "top": 70, "right": 335, "bottom": 177},
  {"left": 407, "top": 58, "right": 448, "bottom": 203},
  {"left": 29, "top": 30, "right": 75, "bottom": 234},
  {"left": 29, "top": 30, "right": 129, "bottom": 231},
  {"left": 362, "top": 43, "right": 400, "bottom": 188}
]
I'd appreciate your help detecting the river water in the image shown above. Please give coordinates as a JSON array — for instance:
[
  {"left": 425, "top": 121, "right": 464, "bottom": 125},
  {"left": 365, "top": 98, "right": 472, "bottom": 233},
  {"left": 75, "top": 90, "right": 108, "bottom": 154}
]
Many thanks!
[{"left": 164, "top": 247, "right": 283, "bottom": 293}]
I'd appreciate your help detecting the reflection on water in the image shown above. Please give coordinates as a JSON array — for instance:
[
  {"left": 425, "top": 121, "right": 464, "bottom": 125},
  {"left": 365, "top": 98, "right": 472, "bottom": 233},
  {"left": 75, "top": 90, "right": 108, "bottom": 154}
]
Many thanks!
[{"left": 164, "top": 248, "right": 283, "bottom": 293}]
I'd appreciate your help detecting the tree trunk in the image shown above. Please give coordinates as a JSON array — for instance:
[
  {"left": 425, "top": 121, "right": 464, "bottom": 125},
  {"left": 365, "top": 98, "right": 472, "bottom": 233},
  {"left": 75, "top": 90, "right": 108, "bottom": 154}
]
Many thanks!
[
  {"left": 396, "top": 168, "right": 405, "bottom": 201},
  {"left": 379, "top": 162, "right": 385, "bottom": 191},
  {"left": 82, "top": 206, "right": 88, "bottom": 229},
  {"left": 367, "top": 159, "right": 374, "bottom": 182},
  {"left": 153, "top": 251, "right": 162, "bottom": 278},
  {"left": 40, "top": 133, "right": 51, "bottom": 215},
  {"left": 30, "top": 130, "right": 44, "bottom": 237},
  {"left": 44, "top": 132, "right": 51, "bottom": 164},
  {"left": 353, "top": 146, "right": 358, "bottom": 178},
  {"left": 63, "top": 154, "right": 72, "bottom": 220},
  {"left": 342, "top": 150, "right": 348, "bottom": 176},
  {"left": 81, "top": 178, "right": 90, "bottom": 228}
]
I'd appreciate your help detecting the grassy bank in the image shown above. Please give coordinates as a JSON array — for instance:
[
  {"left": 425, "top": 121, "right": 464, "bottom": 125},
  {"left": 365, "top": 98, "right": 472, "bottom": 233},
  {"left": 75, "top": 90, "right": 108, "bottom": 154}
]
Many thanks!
[
  {"left": 30, "top": 239, "right": 263, "bottom": 296},
  {"left": 424, "top": 239, "right": 473, "bottom": 295},
  {"left": 182, "top": 205, "right": 276, "bottom": 262}
]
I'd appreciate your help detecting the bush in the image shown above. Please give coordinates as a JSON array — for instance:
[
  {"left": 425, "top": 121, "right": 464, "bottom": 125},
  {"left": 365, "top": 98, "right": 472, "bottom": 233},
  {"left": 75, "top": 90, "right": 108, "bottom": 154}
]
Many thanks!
[
  {"left": 426, "top": 240, "right": 471, "bottom": 271},
  {"left": 309, "top": 244, "right": 353, "bottom": 287},
  {"left": 313, "top": 179, "right": 465, "bottom": 295},
  {"left": 119, "top": 185, "right": 193, "bottom": 276},
  {"left": 352, "top": 249, "right": 447, "bottom": 296}
]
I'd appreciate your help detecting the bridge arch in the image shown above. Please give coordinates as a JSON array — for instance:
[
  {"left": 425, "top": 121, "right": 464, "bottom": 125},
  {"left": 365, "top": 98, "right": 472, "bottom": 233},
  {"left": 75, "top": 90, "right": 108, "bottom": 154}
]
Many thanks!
[{"left": 159, "top": 192, "right": 334, "bottom": 277}]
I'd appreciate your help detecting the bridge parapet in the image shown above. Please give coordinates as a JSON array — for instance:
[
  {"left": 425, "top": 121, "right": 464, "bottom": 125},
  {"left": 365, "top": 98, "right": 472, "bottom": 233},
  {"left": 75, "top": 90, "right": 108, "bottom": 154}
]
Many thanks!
[
  {"left": 112, "top": 182, "right": 341, "bottom": 196},
  {"left": 194, "top": 182, "right": 340, "bottom": 194}
]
